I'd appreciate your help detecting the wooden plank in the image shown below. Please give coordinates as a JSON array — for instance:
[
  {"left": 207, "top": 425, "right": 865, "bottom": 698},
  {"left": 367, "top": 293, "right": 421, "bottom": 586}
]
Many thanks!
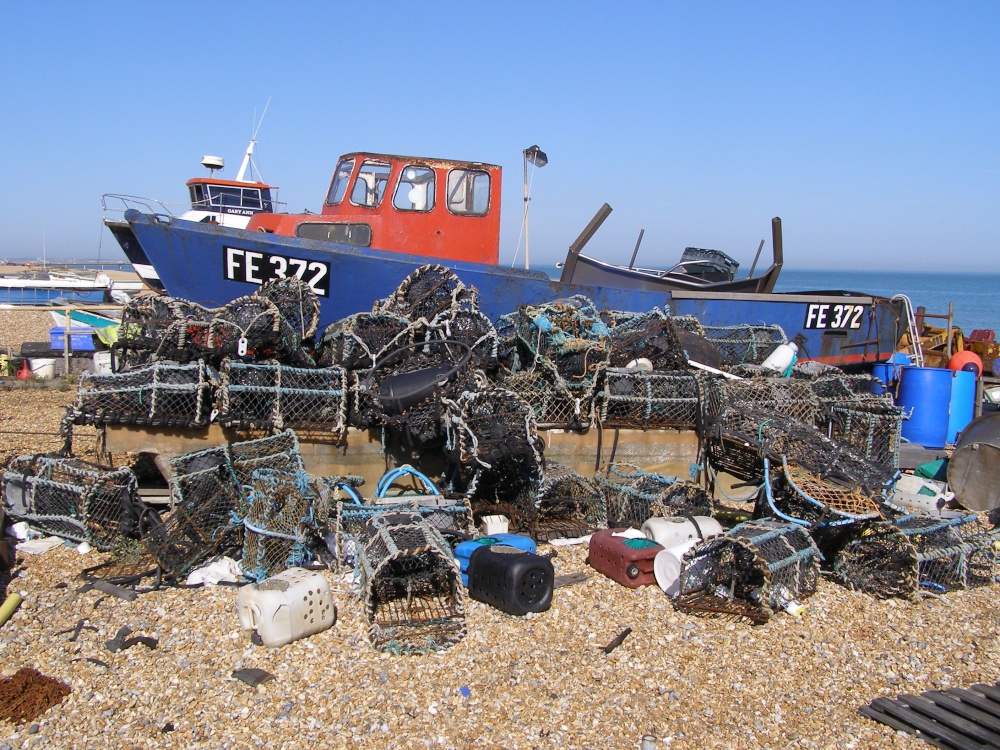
[
  {"left": 971, "top": 685, "right": 1000, "bottom": 706},
  {"left": 899, "top": 694, "right": 1000, "bottom": 747},
  {"left": 858, "top": 706, "right": 953, "bottom": 750},
  {"left": 949, "top": 689, "right": 1000, "bottom": 721},
  {"left": 868, "top": 698, "right": 990, "bottom": 750},
  {"left": 923, "top": 691, "right": 1000, "bottom": 735}
]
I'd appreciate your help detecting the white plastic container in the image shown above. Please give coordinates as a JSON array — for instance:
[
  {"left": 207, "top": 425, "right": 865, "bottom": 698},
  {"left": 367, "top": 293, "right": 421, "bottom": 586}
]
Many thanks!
[
  {"left": 641, "top": 515, "right": 723, "bottom": 549},
  {"left": 93, "top": 351, "right": 113, "bottom": 374},
  {"left": 236, "top": 568, "right": 336, "bottom": 648},
  {"left": 760, "top": 342, "right": 798, "bottom": 373},
  {"left": 28, "top": 358, "right": 57, "bottom": 379},
  {"left": 653, "top": 540, "right": 699, "bottom": 597}
]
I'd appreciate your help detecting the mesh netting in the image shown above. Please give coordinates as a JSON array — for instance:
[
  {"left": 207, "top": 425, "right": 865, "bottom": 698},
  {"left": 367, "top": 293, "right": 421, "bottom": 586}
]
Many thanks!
[
  {"left": 254, "top": 276, "right": 321, "bottom": 342},
  {"left": 605, "top": 309, "right": 689, "bottom": 370},
  {"left": 372, "top": 264, "right": 479, "bottom": 322},
  {"left": 2, "top": 455, "right": 140, "bottom": 551},
  {"left": 720, "top": 378, "right": 822, "bottom": 424},
  {"left": 315, "top": 313, "right": 414, "bottom": 370},
  {"left": 216, "top": 360, "right": 348, "bottom": 436},
  {"left": 594, "top": 463, "right": 714, "bottom": 529},
  {"left": 499, "top": 368, "right": 600, "bottom": 431},
  {"left": 759, "top": 457, "right": 887, "bottom": 528},
  {"left": 678, "top": 519, "right": 821, "bottom": 622},
  {"left": 832, "top": 514, "right": 1000, "bottom": 599},
  {"left": 699, "top": 324, "right": 787, "bottom": 367},
  {"left": 240, "top": 468, "right": 327, "bottom": 582},
  {"left": 145, "top": 431, "right": 303, "bottom": 581},
  {"left": 205, "top": 296, "right": 315, "bottom": 367},
  {"left": 426, "top": 309, "right": 499, "bottom": 372},
  {"left": 356, "top": 513, "right": 466, "bottom": 654},
  {"left": 72, "top": 361, "right": 214, "bottom": 428},
  {"left": 533, "top": 461, "right": 607, "bottom": 540},
  {"left": 823, "top": 402, "right": 904, "bottom": 469},
  {"left": 113, "top": 296, "right": 213, "bottom": 370},
  {"left": 600, "top": 369, "right": 713, "bottom": 430}
]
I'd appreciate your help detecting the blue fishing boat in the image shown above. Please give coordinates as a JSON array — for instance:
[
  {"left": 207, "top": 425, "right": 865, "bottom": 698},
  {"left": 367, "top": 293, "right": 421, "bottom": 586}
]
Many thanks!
[{"left": 108, "top": 148, "right": 906, "bottom": 366}]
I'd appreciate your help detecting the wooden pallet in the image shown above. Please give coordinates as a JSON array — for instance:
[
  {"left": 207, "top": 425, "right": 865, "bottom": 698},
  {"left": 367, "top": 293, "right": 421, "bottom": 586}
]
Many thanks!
[{"left": 860, "top": 680, "right": 1000, "bottom": 749}]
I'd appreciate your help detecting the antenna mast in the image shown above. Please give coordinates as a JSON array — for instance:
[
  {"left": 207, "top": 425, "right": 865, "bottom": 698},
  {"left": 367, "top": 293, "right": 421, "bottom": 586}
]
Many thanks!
[{"left": 235, "top": 97, "right": 271, "bottom": 183}]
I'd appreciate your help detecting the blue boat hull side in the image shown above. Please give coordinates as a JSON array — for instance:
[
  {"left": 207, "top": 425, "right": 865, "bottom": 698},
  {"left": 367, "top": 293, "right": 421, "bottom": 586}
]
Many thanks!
[{"left": 124, "top": 211, "right": 903, "bottom": 365}]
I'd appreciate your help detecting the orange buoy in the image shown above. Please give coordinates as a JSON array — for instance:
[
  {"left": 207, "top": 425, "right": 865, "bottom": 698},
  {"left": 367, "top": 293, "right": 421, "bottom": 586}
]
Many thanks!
[{"left": 948, "top": 350, "right": 983, "bottom": 376}]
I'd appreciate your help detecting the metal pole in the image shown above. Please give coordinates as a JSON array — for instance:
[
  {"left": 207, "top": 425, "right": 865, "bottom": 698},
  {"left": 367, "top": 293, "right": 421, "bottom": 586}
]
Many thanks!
[{"left": 523, "top": 152, "right": 530, "bottom": 270}]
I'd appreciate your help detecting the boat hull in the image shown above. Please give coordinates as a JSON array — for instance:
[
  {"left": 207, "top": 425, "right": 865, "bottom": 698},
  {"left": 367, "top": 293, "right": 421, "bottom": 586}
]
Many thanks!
[
  {"left": 564, "top": 252, "right": 781, "bottom": 294},
  {"left": 122, "top": 210, "right": 903, "bottom": 366}
]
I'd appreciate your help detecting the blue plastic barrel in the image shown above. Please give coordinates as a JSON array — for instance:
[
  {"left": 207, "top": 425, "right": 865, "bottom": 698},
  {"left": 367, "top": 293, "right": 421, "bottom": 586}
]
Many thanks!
[
  {"left": 871, "top": 364, "right": 896, "bottom": 396},
  {"left": 947, "top": 369, "right": 976, "bottom": 444},
  {"left": 897, "top": 366, "right": 952, "bottom": 449}
]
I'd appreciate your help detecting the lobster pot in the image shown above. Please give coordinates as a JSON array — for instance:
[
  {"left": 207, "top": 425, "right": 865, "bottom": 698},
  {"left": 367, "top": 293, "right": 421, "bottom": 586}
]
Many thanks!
[
  {"left": 356, "top": 513, "right": 466, "bottom": 654},
  {"left": 699, "top": 323, "right": 787, "bottom": 367},
  {"left": 73, "top": 361, "right": 214, "bottom": 428},
  {"left": 533, "top": 461, "right": 607, "bottom": 541},
  {"left": 501, "top": 367, "right": 599, "bottom": 431},
  {"left": 599, "top": 369, "right": 704, "bottom": 429},
  {"left": 217, "top": 360, "right": 349, "bottom": 436},
  {"left": 759, "top": 457, "right": 886, "bottom": 529},
  {"left": 426, "top": 308, "right": 500, "bottom": 371},
  {"left": 594, "top": 464, "right": 714, "bottom": 530},
  {"left": 254, "top": 276, "right": 321, "bottom": 343},
  {"left": 147, "top": 431, "right": 305, "bottom": 581},
  {"left": 316, "top": 312, "right": 413, "bottom": 370},
  {"left": 2, "top": 455, "right": 139, "bottom": 551},
  {"left": 372, "top": 264, "right": 479, "bottom": 322},
  {"left": 204, "top": 295, "right": 315, "bottom": 367},
  {"left": 336, "top": 496, "right": 473, "bottom": 552},
  {"left": 808, "top": 371, "right": 887, "bottom": 403},
  {"left": 678, "top": 520, "right": 821, "bottom": 623},
  {"left": 447, "top": 388, "right": 542, "bottom": 471},
  {"left": 824, "top": 401, "right": 903, "bottom": 469},
  {"left": 605, "top": 309, "right": 689, "bottom": 371},
  {"left": 113, "top": 296, "right": 213, "bottom": 370},
  {"left": 240, "top": 468, "right": 326, "bottom": 583},
  {"left": 720, "top": 377, "right": 822, "bottom": 424}
]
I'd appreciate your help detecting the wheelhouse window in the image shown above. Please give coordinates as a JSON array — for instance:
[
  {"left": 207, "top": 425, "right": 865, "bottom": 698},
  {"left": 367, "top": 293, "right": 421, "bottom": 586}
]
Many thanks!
[
  {"left": 350, "top": 159, "right": 392, "bottom": 208},
  {"left": 326, "top": 157, "right": 355, "bottom": 205},
  {"left": 190, "top": 184, "right": 265, "bottom": 211},
  {"left": 446, "top": 169, "right": 490, "bottom": 216},
  {"left": 392, "top": 165, "right": 435, "bottom": 211}
]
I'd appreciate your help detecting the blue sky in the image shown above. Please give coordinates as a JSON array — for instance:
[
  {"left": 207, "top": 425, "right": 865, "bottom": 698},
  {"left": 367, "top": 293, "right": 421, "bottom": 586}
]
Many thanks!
[{"left": 1, "top": 2, "right": 997, "bottom": 271}]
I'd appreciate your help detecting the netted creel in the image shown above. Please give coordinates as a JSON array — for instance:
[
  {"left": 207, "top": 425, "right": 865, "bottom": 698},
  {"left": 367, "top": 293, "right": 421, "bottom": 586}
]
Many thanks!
[
  {"left": 533, "top": 461, "right": 608, "bottom": 541},
  {"left": 205, "top": 295, "right": 316, "bottom": 367},
  {"left": 425, "top": 308, "right": 499, "bottom": 372},
  {"left": 113, "top": 296, "right": 214, "bottom": 371},
  {"left": 315, "top": 313, "right": 414, "bottom": 371},
  {"left": 356, "top": 512, "right": 466, "bottom": 654},
  {"left": 216, "top": 359, "right": 349, "bottom": 437},
  {"left": 604, "top": 309, "right": 689, "bottom": 371},
  {"left": 698, "top": 323, "right": 788, "bottom": 367},
  {"left": 594, "top": 463, "right": 714, "bottom": 530},
  {"left": 254, "top": 276, "right": 321, "bottom": 343},
  {"left": 372, "top": 264, "right": 480, "bottom": 323},
  {"left": 2, "top": 455, "right": 141, "bottom": 551},
  {"left": 600, "top": 369, "right": 717, "bottom": 430}
]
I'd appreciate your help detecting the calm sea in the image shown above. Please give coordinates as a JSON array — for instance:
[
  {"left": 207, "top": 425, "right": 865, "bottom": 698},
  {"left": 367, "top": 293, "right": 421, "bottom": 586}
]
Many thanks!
[{"left": 533, "top": 265, "right": 998, "bottom": 336}]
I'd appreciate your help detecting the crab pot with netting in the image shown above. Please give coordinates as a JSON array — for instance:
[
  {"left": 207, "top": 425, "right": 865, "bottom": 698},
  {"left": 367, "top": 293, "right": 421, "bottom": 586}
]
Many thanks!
[
  {"left": 2, "top": 455, "right": 140, "bottom": 551},
  {"left": 533, "top": 461, "right": 607, "bottom": 541},
  {"left": 447, "top": 388, "right": 543, "bottom": 473},
  {"left": 699, "top": 323, "right": 787, "bottom": 367},
  {"left": 594, "top": 463, "right": 714, "bottom": 530},
  {"left": 254, "top": 276, "right": 321, "bottom": 344},
  {"left": 719, "top": 377, "right": 822, "bottom": 425},
  {"left": 605, "top": 309, "right": 689, "bottom": 371},
  {"left": 499, "top": 367, "right": 601, "bottom": 431},
  {"left": 112, "top": 296, "right": 213, "bottom": 371},
  {"left": 356, "top": 512, "right": 466, "bottom": 654},
  {"left": 216, "top": 360, "right": 349, "bottom": 437},
  {"left": 757, "top": 456, "right": 887, "bottom": 530},
  {"left": 822, "top": 401, "right": 904, "bottom": 470},
  {"left": 206, "top": 296, "right": 316, "bottom": 367},
  {"left": 239, "top": 467, "right": 327, "bottom": 582},
  {"left": 677, "top": 519, "right": 821, "bottom": 624},
  {"left": 72, "top": 361, "right": 214, "bottom": 429},
  {"left": 356, "top": 339, "right": 475, "bottom": 443},
  {"left": 425, "top": 308, "right": 499, "bottom": 372},
  {"left": 808, "top": 370, "right": 888, "bottom": 403},
  {"left": 373, "top": 264, "right": 480, "bottom": 323},
  {"left": 600, "top": 369, "right": 708, "bottom": 430},
  {"left": 315, "top": 313, "right": 414, "bottom": 370}
]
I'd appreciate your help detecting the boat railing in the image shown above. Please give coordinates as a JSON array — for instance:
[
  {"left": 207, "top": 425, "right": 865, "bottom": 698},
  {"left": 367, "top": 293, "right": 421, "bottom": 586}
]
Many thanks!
[{"left": 102, "top": 193, "right": 185, "bottom": 221}]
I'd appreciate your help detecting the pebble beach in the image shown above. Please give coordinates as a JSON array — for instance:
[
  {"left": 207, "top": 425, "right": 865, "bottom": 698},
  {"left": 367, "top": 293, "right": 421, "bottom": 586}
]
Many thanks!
[{"left": 0, "top": 386, "right": 998, "bottom": 750}]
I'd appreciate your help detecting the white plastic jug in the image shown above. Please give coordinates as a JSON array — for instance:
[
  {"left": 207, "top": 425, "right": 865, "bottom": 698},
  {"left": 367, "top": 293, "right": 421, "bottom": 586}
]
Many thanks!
[
  {"left": 236, "top": 568, "right": 336, "bottom": 648},
  {"left": 760, "top": 342, "right": 798, "bottom": 374},
  {"left": 641, "top": 515, "right": 723, "bottom": 549}
]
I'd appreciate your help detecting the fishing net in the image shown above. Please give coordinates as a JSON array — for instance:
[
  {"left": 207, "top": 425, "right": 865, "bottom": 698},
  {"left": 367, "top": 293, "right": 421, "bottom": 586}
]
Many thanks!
[
  {"left": 594, "top": 463, "right": 714, "bottom": 529},
  {"left": 831, "top": 514, "right": 1000, "bottom": 599},
  {"left": 356, "top": 512, "right": 466, "bottom": 654},
  {"left": 678, "top": 519, "right": 821, "bottom": 623},
  {"left": 71, "top": 361, "right": 214, "bottom": 429},
  {"left": 372, "top": 264, "right": 479, "bottom": 322},
  {"left": 239, "top": 468, "right": 327, "bottom": 582},
  {"left": 216, "top": 360, "right": 349, "bottom": 437},
  {"left": 425, "top": 308, "right": 499, "bottom": 372},
  {"left": 599, "top": 369, "right": 716, "bottom": 430},
  {"left": 719, "top": 377, "right": 822, "bottom": 424},
  {"left": 2, "top": 455, "right": 140, "bottom": 551},
  {"left": 145, "top": 431, "right": 303, "bottom": 581},
  {"left": 698, "top": 324, "right": 787, "bottom": 367},
  {"left": 354, "top": 340, "right": 477, "bottom": 443},
  {"left": 758, "top": 456, "right": 887, "bottom": 528},
  {"left": 533, "top": 461, "right": 607, "bottom": 541},
  {"left": 315, "top": 313, "right": 414, "bottom": 370}
]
